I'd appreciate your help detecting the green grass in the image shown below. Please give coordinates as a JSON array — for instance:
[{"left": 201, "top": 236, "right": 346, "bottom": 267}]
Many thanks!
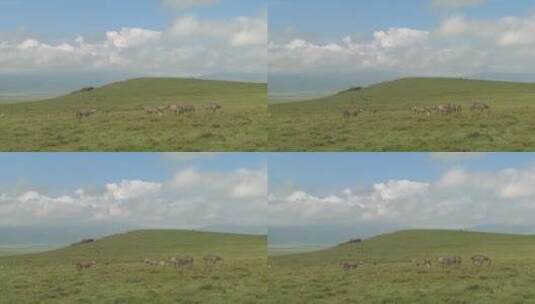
[
  {"left": 0, "top": 78, "right": 267, "bottom": 151},
  {"left": 0, "top": 230, "right": 267, "bottom": 304},
  {"left": 269, "top": 77, "right": 535, "bottom": 151},
  {"left": 269, "top": 229, "right": 535, "bottom": 303}
]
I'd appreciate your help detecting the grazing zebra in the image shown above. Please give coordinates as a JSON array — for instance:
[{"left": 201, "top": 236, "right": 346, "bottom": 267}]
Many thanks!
[
  {"left": 206, "top": 102, "right": 222, "bottom": 112},
  {"left": 414, "top": 257, "right": 433, "bottom": 269},
  {"left": 341, "top": 261, "right": 361, "bottom": 271},
  {"left": 169, "top": 104, "right": 196, "bottom": 115},
  {"left": 471, "top": 255, "right": 491, "bottom": 266},
  {"left": 436, "top": 256, "right": 462, "bottom": 267},
  {"left": 412, "top": 106, "right": 431, "bottom": 117},
  {"left": 144, "top": 258, "right": 159, "bottom": 267},
  {"left": 76, "top": 109, "right": 97, "bottom": 120},
  {"left": 343, "top": 108, "right": 363, "bottom": 119},
  {"left": 170, "top": 256, "right": 194, "bottom": 270},
  {"left": 181, "top": 104, "right": 196, "bottom": 113},
  {"left": 74, "top": 261, "right": 96, "bottom": 271},
  {"left": 203, "top": 254, "right": 224, "bottom": 267},
  {"left": 471, "top": 102, "right": 490, "bottom": 112},
  {"left": 144, "top": 106, "right": 163, "bottom": 116}
]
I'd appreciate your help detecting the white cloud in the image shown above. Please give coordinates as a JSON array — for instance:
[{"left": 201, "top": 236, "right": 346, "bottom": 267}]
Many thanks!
[
  {"left": 0, "top": 167, "right": 267, "bottom": 229},
  {"left": 270, "top": 13, "right": 535, "bottom": 76},
  {"left": 373, "top": 28, "right": 429, "bottom": 49},
  {"left": 269, "top": 165, "right": 535, "bottom": 229},
  {"left": 229, "top": 169, "right": 267, "bottom": 199},
  {"left": 106, "top": 28, "right": 162, "bottom": 49},
  {"left": 105, "top": 180, "right": 162, "bottom": 201},
  {"left": 168, "top": 167, "right": 267, "bottom": 199},
  {"left": 0, "top": 11, "right": 266, "bottom": 76},
  {"left": 168, "top": 15, "right": 267, "bottom": 47}
]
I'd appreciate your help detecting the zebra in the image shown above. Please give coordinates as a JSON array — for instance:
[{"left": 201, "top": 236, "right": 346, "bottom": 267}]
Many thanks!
[{"left": 76, "top": 109, "right": 97, "bottom": 121}]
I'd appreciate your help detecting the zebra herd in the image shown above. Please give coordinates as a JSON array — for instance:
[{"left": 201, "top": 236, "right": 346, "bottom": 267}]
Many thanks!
[
  {"left": 76, "top": 109, "right": 97, "bottom": 121},
  {"left": 412, "top": 102, "right": 490, "bottom": 117},
  {"left": 74, "top": 260, "right": 97, "bottom": 271},
  {"left": 413, "top": 255, "right": 491, "bottom": 269},
  {"left": 144, "top": 102, "right": 222, "bottom": 117},
  {"left": 144, "top": 254, "right": 224, "bottom": 271},
  {"left": 73, "top": 102, "right": 222, "bottom": 121},
  {"left": 73, "top": 254, "right": 224, "bottom": 272},
  {"left": 340, "top": 254, "right": 491, "bottom": 272},
  {"left": 343, "top": 102, "right": 491, "bottom": 119}
]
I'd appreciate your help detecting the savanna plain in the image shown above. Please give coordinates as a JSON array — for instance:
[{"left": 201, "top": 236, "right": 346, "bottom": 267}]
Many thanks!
[
  {"left": 269, "top": 230, "right": 535, "bottom": 304},
  {"left": 0, "top": 78, "right": 266, "bottom": 151},
  {"left": 0, "top": 230, "right": 267, "bottom": 304},
  {"left": 269, "top": 77, "right": 535, "bottom": 151}
]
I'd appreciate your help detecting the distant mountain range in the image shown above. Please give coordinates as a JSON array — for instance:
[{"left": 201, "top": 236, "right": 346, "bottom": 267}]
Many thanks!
[
  {"left": 0, "top": 224, "right": 136, "bottom": 247},
  {"left": 0, "top": 71, "right": 264, "bottom": 102},
  {"left": 0, "top": 71, "right": 135, "bottom": 102},
  {"left": 269, "top": 71, "right": 535, "bottom": 101},
  {"left": 199, "top": 224, "right": 267, "bottom": 236},
  {"left": 269, "top": 71, "right": 403, "bottom": 100},
  {"left": 468, "top": 72, "right": 535, "bottom": 83},
  {"left": 269, "top": 223, "right": 535, "bottom": 248},
  {"left": 0, "top": 223, "right": 266, "bottom": 248},
  {"left": 269, "top": 224, "right": 400, "bottom": 247}
]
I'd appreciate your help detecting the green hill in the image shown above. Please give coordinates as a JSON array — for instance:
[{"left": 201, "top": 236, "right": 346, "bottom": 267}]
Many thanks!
[
  {"left": 272, "top": 229, "right": 535, "bottom": 266},
  {"left": 1, "top": 230, "right": 266, "bottom": 266},
  {"left": 269, "top": 230, "right": 535, "bottom": 303},
  {"left": 22, "top": 78, "right": 266, "bottom": 110},
  {"left": 0, "top": 230, "right": 267, "bottom": 304},
  {"left": 271, "top": 77, "right": 535, "bottom": 112},
  {"left": 0, "top": 78, "right": 267, "bottom": 151},
  {"left": 268, "top": 77, "right": 535, "bottom": 151}
]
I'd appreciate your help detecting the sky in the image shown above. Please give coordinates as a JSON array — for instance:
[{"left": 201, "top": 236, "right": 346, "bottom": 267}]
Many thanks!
[
  {"left": 0, "top": 153, "right": 267, "bottom": 234},
  {"left": 269, "top": 153, "right": 535, "bottom": 243},
  {"left": 0, "top": 0, "right": 267, "bottom": 80},
  {"left": 269, "top": 0, "right": 535, "bottom": 95}
]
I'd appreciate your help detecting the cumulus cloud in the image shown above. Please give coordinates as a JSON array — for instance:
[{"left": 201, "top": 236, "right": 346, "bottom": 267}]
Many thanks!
[
  {"left": 168, "top": 167, "right": 267, "bottom": 199},
  {"left": 168, "top": 15, "right": 267, "bottom": 47},
  {"left": 269, "top": 165, "right": 535, "bottom": 229},
  {"left": 270, "top": 12, "right": 535, "bottom": 76},
  {"left": 0, "top": 167, "right": 267, "bottom": 229},
  {"left": 105, "top": 180, "right": 162, "bottom": 201},
  {"left": 0, "top": 10, "right": 266, "bottom": 76}
]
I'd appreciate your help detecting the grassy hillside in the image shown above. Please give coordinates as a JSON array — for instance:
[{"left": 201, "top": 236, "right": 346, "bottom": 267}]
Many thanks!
[
  {"left": 269, "top": 77, "right": 535, "bottom": 151},
  {"left": 0, "top": 230, "right": 267, "bottom": 304},
  {"left": 273, "top": 78, "right": 535, "bottom": 111},
  {"left": 0, "top": 78, "right": 267, "bottom": 151},
  {"left": 269, "top": 230, "right": 535, "bottom": 303}
]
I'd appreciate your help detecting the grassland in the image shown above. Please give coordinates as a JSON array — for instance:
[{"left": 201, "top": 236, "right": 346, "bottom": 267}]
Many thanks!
[
  {"left": 0, "top": 78, "right": 266, "bottom": 151},
  {"left": 269, "top": 229, "right": 535, "bottom": 303},
  {"left": 0, "top": 230, "right": 267, "bottom": 304},
  {"left": 269, "top": 77, "right": 535, "bottom": 151}
]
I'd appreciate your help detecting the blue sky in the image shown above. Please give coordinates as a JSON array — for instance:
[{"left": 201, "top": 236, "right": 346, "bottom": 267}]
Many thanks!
[
  {"left": 0, "top": 153, "right": 265, "bottom": 195},
  {"left": 0, "top": 0, "right": 267, "bottom": 90},
  {"left": 269, "top": 153, "right": 535, "bottom": 234},
  {"left": 269, "top": 153, "right": 535, "bottom": 195},
  {"left": 270, "top": 0, "right": 535, "bottom": 41},
  {"left": 0, "top": 152, "right": 267, "bottom": 243},
  {"left": 0, "top": 0, "right": 265, "bottom": 40},
  {"left": 269, "top": 0, "right": 535, "bottom": 95}
]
